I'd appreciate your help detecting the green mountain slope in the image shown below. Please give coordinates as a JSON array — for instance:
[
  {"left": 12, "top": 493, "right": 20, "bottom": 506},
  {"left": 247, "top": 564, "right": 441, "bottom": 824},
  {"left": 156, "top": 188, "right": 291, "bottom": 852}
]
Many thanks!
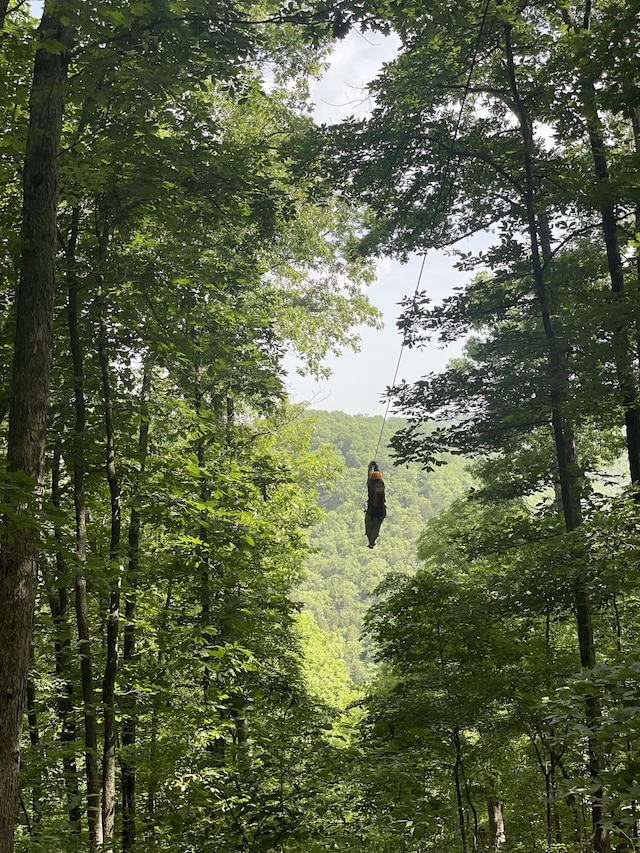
[{"left": 298, "top": 411, "right": 473, "bottom": 682}]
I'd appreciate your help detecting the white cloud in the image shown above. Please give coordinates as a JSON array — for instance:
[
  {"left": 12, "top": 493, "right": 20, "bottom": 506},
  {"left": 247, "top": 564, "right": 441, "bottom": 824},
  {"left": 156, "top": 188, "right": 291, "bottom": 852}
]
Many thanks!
[
  {"left": 309, "top": 29, "right": 401, "bottom": 124},
  {"left": 375, "top": 257, "right": 394, "bottom": 277}
]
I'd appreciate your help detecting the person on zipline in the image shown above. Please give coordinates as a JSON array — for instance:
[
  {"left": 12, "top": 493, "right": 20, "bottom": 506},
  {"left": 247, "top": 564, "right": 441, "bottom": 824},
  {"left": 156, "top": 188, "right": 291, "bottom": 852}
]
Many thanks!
[{"left": 365, "top": 460, "right": 386, "bottom": 548}]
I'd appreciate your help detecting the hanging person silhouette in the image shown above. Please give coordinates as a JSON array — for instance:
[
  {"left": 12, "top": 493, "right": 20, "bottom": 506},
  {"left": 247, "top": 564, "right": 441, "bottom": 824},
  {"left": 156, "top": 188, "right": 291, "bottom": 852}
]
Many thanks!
[{"left": 365, "top": 461, "right": 386, "bottom": 548}]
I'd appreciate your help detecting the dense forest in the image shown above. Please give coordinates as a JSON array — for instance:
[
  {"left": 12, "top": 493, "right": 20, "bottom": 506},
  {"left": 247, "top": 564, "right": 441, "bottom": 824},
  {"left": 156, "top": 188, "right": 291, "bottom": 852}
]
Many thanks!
[
  {"left": 2, "top": 0, "right": 640, "bottom": 852},
  {"left": 299, "top": 411, "right": 472, "bottom": 682}
]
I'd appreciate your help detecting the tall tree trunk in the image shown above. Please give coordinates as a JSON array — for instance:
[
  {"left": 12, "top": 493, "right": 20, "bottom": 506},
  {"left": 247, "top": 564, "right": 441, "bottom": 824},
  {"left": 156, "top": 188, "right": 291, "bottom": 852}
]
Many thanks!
[
  {"left": 50, "top": 449, "right": 82, "bottom": 835},
  {"left": 582, "top": 84, "right": 640, "bottom": 487},
  {"left": 630, "top": 104, "right": 640, "bottom": 502},
  {"left": 487, "top": 800, "right": 505, "bottom": 852},
  {"left": 97, "top": 270, "right": 122, "bottom": 843},
  {"left": 194, "top": 374, "right": 213, "bottom": 694},
  {"left": 122, "top": 365, "right": 152, "bottom": 853},
  {"left": 487, "top": 778, "right": 505, "bottom": 851},
  {"left": 545, "top": 614, "right": 563, "bottom": 849},
  {"left": 462, "top": 761, "right": 479, "bottom": 850},
  {"left": 453, "top": 727, "right": 468, "bottom": 853},
  {"left": 146, "top": 582, "right": 173, "bottom": 846},
  {"left": 632, "top": 107, "right": 640, "bottom": 296},
  {"left": 0, "top": 7, "right": 68, "bottom": 850},
  {"left": 76, "top": 579, "right": 103, "bottom": 848},
  {"left": 26, "top": 649, "right": 42, "bottom": 835},
  {"left": 67, "top": 204, "right": 103, "bottom": 847},
  {"left": 559, "top": 7, "right": 640, "bottom": 487},
  {"left": 504, "top": 25, "right": 608, "bottom": 853}
]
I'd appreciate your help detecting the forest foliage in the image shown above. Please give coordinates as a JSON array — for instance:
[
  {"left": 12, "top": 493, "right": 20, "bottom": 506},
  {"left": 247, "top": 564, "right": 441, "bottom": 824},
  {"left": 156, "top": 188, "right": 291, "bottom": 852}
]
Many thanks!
[
  {"left": 2, "top": 0, "right": 640, "bottom": 851},
  {"left": 299, "top": 410, "right": 472, "bottom": 682}
]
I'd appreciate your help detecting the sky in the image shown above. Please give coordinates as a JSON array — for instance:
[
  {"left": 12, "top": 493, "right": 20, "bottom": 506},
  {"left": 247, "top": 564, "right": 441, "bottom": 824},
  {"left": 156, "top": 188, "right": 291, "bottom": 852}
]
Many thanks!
[{"left": 283, "top": 29, "right": 477, "bottom": 417}]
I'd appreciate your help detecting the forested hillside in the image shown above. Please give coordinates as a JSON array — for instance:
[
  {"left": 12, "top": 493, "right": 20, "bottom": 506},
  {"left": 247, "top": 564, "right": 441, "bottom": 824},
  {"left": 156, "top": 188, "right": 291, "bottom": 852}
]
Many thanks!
[
  {"left": 298, "top": 411, "right": 472, "bottom": 681},
  {"left": 4, "top": 0, "right": 640, "bottom": 851}
]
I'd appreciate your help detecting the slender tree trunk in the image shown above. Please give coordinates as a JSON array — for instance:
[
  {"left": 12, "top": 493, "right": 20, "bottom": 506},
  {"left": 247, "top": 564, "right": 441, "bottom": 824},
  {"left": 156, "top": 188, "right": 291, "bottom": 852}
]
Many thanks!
[
  {"left": 487, "top": 778, "right": 505, "bottom": 851},
  {"left": 462, "top": 764, "right": 479, "bottom": 850},
  {"left": 195, "top": 378, "right": 213, "bottom": 695},
  {"left": 76, "top": 578, "right": 103, "bottom": 848},
  {"left": 504, "top": 32, "right": 580, "bottom": 530},
  {"left": 453, "top": 727, "right": 468, "bottom": 853},
  {"left": 630, "top": 105, "right": 640, "bottom": 500},
  {"left": 504, "top": 25, "right": 608, "bottom": 853},
  {"left": 97, "top": 270, "right": 122, "bottom": 843},
  {"left": 146, "top": 581, "right": 173, "bottom": 845},
  {"left": 196, "top": 396, "right": 228, "bottom": 766},
  {"left": 26, "top": 651, "right": 42, "bottom": 835},
  {"left": 543, "top": 766, "right": 553, "bottom": 852},
  {"left": 549, "top": 736, "right": 563, "bottom": 846},
  {"left": 504, "top": 28, "right": 583, "bottom": 529},
  {"left": 487, "top": 800, "right": 505, "bottom": 852},
  {"left": 122, "top": 365, "right": 152, "bottom": 853},
  {"left": 226, "top": 393, "right": 235, "bottom": 439},
  {"left": 0, "top": 7, "right": 68, "bottom": 850},
  {"left": 121, "top": 579, "right": 138, "bottom": 853},
  {"left": 50, "top": 449, "right": 82, "bottom": 835},
  {"left": 544, "top": 614, "right": 563, "bottom": 849},
  {"left": 632, "top": 107, "right": 640, "bottom": 295},
  {"left": 582, "top": 84, "right": 640, "bottom": 487},
  {"left": 67, "top": 204, "right": 103, "bottom": 848},
  {"left": 48, "top": 578, "right": 83, "bottom": 834},
  {"left": 529, "top": 732, "right": 559, "bottom": 852},
  {"left": 558, "top": 7, "right": 640, "bottom": 487}
]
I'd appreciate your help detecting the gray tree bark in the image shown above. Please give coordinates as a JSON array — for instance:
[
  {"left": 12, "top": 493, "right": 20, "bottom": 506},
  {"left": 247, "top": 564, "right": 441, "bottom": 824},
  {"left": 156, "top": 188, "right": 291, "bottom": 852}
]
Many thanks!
[
  {"left": 67, "top": 205, "right": 103, "bottom": 848},
  {"left": 0, "top": 7, "right": 68, "bottom": 850},
  {"left": 122, "top": 364, "right": 152, "bottom": 853},
  {"left": 97, "top": 274, "right": 122, "bottom": 843},
  {"left": 504, "top": 24, "right": 609, "bottom": 853}
]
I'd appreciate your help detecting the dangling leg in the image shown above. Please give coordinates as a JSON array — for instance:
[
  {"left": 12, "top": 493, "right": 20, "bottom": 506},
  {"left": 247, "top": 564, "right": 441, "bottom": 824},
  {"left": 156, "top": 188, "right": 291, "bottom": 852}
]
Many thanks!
[{"left": 365, "top": 513, "right": 382, "bottom": 548}]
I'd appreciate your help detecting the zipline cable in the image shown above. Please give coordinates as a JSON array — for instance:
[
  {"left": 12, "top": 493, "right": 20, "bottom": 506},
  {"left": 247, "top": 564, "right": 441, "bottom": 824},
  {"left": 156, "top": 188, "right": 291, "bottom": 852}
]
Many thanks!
[
  {"left": 370, "top": 0, "right": 493, "bottom": 466},
  {"left": 371, "top": 252, "right": 428, "bottom": 464}
]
